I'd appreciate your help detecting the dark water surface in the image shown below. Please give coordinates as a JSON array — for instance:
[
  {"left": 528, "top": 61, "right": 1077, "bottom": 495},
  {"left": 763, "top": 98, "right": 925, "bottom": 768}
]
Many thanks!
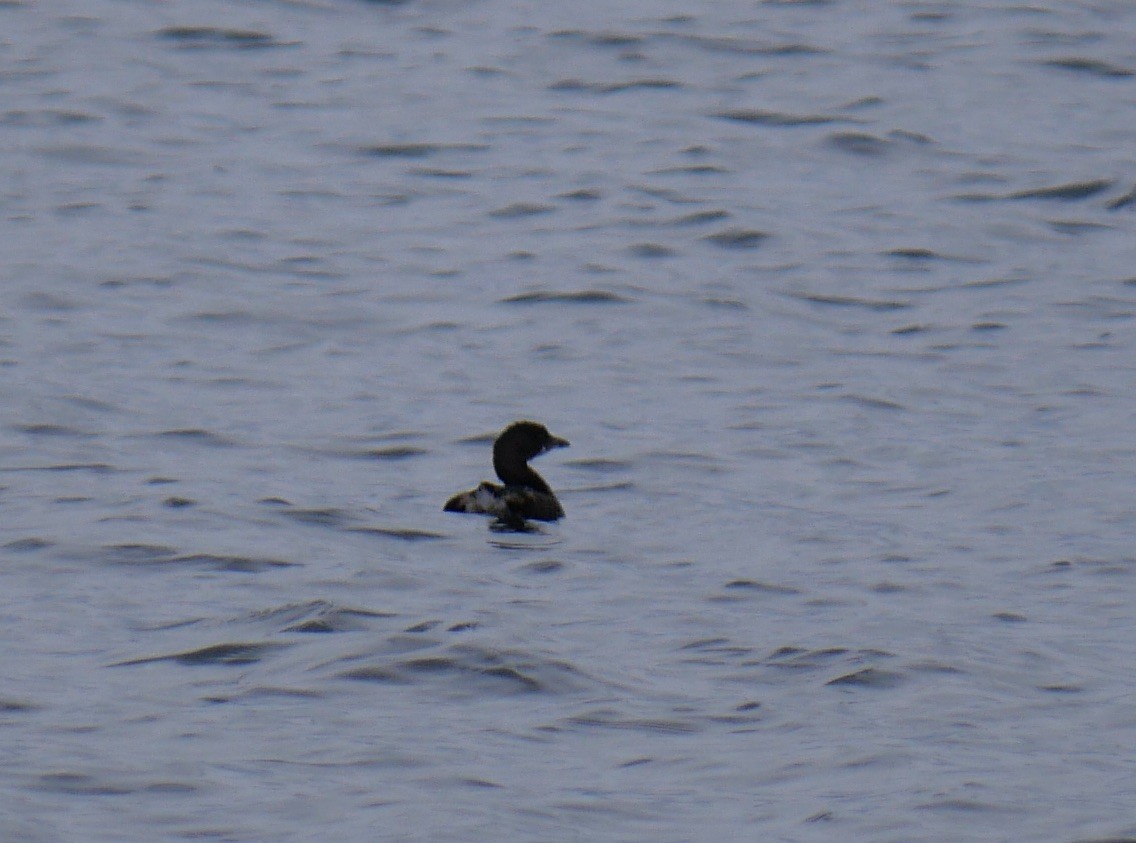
[{"left": 3, "top": 0, "right": 1136, "bottom": 840}]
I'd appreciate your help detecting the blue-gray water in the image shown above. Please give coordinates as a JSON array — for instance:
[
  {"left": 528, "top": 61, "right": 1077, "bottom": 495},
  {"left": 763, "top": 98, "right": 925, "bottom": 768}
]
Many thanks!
[{"left": 3, "top": 0, "right": 1136, "bottom": 840}]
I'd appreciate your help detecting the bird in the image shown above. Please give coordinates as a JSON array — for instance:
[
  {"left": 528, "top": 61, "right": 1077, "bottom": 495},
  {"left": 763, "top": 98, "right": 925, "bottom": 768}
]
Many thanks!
[{"left": 444, "top": 420, "right": 569, "bottom": 530}]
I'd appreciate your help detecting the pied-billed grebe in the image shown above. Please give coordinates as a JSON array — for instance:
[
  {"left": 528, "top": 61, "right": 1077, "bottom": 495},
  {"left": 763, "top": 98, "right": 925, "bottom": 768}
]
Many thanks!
[{"left": 444, "top": 420, "right": 569, "bottom": 529}]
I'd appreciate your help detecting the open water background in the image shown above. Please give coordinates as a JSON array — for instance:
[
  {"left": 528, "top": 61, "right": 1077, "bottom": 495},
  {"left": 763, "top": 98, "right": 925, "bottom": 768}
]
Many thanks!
[{"left": 3, "top": 0, "right": 1136, "bottom": 840}]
